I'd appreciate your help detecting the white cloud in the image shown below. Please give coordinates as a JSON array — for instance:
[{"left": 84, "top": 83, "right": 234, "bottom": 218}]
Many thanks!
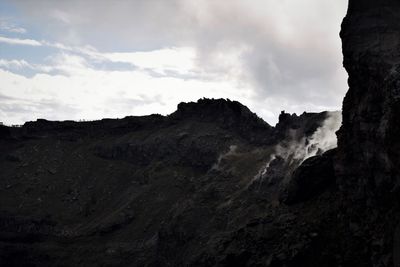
[
  {"left": 103, "top": 47, "right": 196, "bottom": 75},
  {"left": 0, "top": 59, "right": 32, "bottom": 69},
  {"left": 0, "top": 53, "right": 256, "bottom": 125},
  {"left": 0, "top": 35, "right": 41, "bottom": 46},
  {"left": 2, "top": 37, "right": 194, "bottom": 76},
  {"left": 0, "top": 50, "right": 341, "bottom": 126},
  {"left": 0, "top": 18, "right": 27, "bottom": 33},
  {"left": 0, "top": 24, "right": 26, "bottom": 34}
]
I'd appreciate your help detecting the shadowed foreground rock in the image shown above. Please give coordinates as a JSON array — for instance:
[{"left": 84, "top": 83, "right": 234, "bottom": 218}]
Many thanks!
[{"left": 283, "top": 149, "right": 336, "bottom": 205}]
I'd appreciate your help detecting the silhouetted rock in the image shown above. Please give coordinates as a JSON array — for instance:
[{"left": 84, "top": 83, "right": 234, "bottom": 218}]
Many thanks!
[
  {"left": 333, "top": 0, "right": 400, "bottom": 264},
  {"left": 171, "top": 98, "right": 274, "bottom": 144},
  {"left": 283, "top": 149, "right": 336, "bottom": 205},
  {"left": 338, "top": 0, "right": 400, "bottom": 201}
]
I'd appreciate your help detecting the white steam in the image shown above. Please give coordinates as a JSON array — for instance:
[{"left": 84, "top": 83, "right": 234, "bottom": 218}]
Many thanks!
[
  {"left": 304, "top": 111, "right": 342, "bottom": 159},
  {"left": 252, "top": 111, "right": 342, "bottom": 185},
  {"left": 208, "top": 112, "right": 343, "bottom": 190},
  {"left": 280, "top": 111, "right": 342, "bottom": 164},
  {"left": 210, "top": 145, "right": 238, "bottom": 171}
]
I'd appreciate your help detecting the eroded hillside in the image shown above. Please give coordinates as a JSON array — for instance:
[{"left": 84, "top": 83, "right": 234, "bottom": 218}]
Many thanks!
[{"left": 0, "top": 99, "right": 339, "bottom": 266}]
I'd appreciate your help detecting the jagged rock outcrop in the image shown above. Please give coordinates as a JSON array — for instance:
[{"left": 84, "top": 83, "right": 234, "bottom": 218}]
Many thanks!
[{"left": 170, "top": 98, "right": 274, "bottom": 145}]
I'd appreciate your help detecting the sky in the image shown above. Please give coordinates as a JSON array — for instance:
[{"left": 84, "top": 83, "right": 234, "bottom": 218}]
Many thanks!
[{"left": 0, "top": 0, "right": 348, "bottom": 126}]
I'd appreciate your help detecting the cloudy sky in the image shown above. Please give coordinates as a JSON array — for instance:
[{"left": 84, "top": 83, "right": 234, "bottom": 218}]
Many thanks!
[{"left": 0, "top": 0, "right": 348, "bottom": 125}]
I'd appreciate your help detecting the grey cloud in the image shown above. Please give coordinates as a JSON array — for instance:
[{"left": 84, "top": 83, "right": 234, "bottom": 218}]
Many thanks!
[
  {"left": 10, "top": 0, "right": 348, "bottom": 119},
  {"left": 184, "top": 1, "right": 348, "bottom": 108}
]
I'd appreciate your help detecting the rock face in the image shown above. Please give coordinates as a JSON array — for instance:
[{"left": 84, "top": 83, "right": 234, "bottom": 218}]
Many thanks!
[
  {"left": 335, "top": 0, "right": 400, "bottom": 265},
  {"left": 338, "top": 0, "right": 400, "bottom": 200}
]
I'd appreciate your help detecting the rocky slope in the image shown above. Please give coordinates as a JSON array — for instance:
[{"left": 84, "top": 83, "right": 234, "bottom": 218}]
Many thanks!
[{"left": 0, "top": 98, "right": 340, "bottom": 266}]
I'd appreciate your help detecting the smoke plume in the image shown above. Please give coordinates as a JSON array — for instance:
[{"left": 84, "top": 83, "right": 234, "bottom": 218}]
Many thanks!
[{"left": 253, "top": 111, "right": 342, "bottom": 185}]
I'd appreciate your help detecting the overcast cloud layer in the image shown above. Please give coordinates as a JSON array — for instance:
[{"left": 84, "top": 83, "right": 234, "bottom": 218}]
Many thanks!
[{"left": 0, "top": 0, "right": 348, "bottom": 125}]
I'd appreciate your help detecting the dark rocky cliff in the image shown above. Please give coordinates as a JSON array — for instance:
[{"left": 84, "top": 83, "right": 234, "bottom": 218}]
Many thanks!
[
  {"left": 334, "top": 0, "right": 400, "bottom": 265},
  {"left": 338, "top": 0, "right": 400, "bottom": 201}
]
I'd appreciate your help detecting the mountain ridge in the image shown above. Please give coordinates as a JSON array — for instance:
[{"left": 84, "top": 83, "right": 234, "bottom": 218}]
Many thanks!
[{"left": 0, "top": 98, "right": 338, "bottom": 266}]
